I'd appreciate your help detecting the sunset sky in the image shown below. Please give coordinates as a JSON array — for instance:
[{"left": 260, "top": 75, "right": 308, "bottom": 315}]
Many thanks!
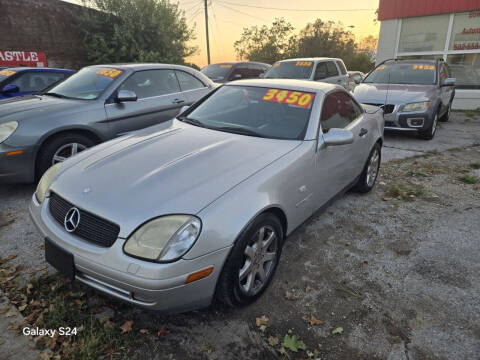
[{"left": 63, "top": 0, "right": 380, "bottom": 67}]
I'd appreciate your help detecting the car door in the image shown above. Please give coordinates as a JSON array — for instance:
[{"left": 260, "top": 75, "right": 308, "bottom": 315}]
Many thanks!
[
  {"left": 314, "top": 91, "right": 371, "bottom": 204},
  {"left": 174, "top": 70, "right": 211, "bottom": 104},
  {"left": 439, "top": 63, "right": 454, "bottom": 111},
  {"left": 335, "top": 60, "right": 349, "bottom": 90},
  {"left": 105, "top": 69, "right": 187, "bottom": 136}
]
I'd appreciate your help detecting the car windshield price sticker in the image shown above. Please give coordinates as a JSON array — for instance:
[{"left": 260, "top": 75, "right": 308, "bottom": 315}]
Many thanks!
[
  {"left": 96, "top": 68, "right": 123, "bottom": 78},
  {"left": 220, "top": 64, "right": 232, "bottom": 68},
  {"left": 0, "top": 70, "right": 16, "bottom": 77},
  {"left": 262, "top": 89, "right": 315, "bottom": 108},
  {"left": 412, "top": 65, "right": 435, "bottom": 71},
  {"left": 295, "top": 61, "right": 313, "bottom": 67}
]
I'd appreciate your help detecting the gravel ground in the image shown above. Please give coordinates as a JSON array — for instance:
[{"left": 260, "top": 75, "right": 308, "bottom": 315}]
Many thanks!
[{"left": 1, "top": 112, "right": 479, "bottom": 359}]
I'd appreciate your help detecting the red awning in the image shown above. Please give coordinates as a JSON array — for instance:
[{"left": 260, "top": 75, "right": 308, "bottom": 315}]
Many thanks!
[{"left": 378, "top": 0, "right": 480, "bottom": 21}]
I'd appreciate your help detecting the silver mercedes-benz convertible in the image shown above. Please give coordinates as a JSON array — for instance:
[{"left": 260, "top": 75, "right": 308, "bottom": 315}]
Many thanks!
[{"left": 29, "top": 79, "right": 384, "bottom": 313}]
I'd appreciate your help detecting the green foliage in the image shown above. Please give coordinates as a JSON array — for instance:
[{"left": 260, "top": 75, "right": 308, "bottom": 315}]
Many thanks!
[
  {"left": 78, "top": 0, "right": 197, "bottom": 64},
  {"left": 282, "top": 334, "right": 307, "bottom": 352},
  {"left": 458, "top": 175, "right": 479, "bottom": 184},
  {"left": 234, "top": 18, "right": 375, "bottom": 72},
  {"left": 234, "top": 18, "right": 295, "bottom": 64}
]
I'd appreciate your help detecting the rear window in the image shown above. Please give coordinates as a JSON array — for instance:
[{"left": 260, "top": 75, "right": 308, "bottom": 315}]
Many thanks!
[
  {"left": 364, "top": 63, "right": 436, "bottom": 85},
  {"left": 201, "top": 64, "right": 233, "bottom": 82},
  {"left": 264, "top": 61, "right": 314, "bottom": 80}
]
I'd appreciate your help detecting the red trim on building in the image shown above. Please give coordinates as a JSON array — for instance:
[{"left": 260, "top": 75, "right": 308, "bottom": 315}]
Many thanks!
[{"left": 378, "top": 0, "right": 480, "bottom": 21}]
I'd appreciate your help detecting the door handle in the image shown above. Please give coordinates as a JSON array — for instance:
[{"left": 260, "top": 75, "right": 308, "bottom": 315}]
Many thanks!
[
  {"left": 172, "top": 99, "right": 185, "bottom": 104},
  {"left": 359, "top": 128, "right": 368, "bottom": 137},
  {"left": 337, "top": 79, "right": 342, "bottom": 83}
]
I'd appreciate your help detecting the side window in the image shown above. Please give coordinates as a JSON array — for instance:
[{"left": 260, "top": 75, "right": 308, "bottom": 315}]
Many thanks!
[
  {"left": 175, "top": 70, "right": 205, "bottom": 91},
  {"left": 230, "top": 66, "right": 249, "bottom": 80},
  {"left": 314, "top": 62, "right": 328, "bottom": 80},
  {"left": 7, "top": 72, "right": 65, "bottom": 92},
  {"left": 320, "top": 91, "right": 362, "bottom": 133},
  {"left": 120, "top": 69, "right": 180, "bottom": 99},
  {"left": 326, "top": 62, "right": 339, "bottom": 77},
  {"left": 248, "top": 64, "right": 266, "bottom": 78},
  {"left": 336, "top": 61, "right": 347, "bottom": 75}
]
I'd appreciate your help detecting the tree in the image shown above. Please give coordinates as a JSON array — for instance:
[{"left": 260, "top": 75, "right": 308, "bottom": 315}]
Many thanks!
[
  {"left": 78, "top": 0, "right": 197, "bottom": 64},
  {"left": 234, "top": 18, "right": 295, "bottom": 64}
]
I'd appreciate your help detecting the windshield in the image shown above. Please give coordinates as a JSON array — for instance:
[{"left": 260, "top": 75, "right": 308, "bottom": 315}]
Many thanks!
[
  {"left": 264, "top": 61, "right": 314, "bottom": 80},
  {"left": 201, "top": 64, "right": 233, "bottom": 81},
  {"left": 364, "top": 63, "right": 436, "bottom": 85},
  {"left": 0, "top": 69, "right": 17, "bottom": 81},
  {"left": 46, "top": 67, "right": 123, "bottom": 100},
  {"left": 179, "top": 85, "right": 315, "bottom": 140}
]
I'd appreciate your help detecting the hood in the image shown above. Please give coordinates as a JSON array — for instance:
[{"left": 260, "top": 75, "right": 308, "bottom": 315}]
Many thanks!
[
  {"left": 51, "top": 120, "right": 301, "bottom": 237},
  {"left": 353, "top": 83, "right": 435, "bottom": 105},
  {"left": 0, "top": 95, "right": 92, "bottom": 123}
]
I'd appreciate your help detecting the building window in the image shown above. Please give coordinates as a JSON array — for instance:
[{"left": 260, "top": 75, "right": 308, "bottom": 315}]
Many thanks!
[
  {"left": 398, "top": 14, "right": 450, "bottom": 53},
  {"left": 449, "top": 11, "right": 480, "bottom": 51},
  {"left": 447, "top": 53, "right": 480, "bottom": 89}
]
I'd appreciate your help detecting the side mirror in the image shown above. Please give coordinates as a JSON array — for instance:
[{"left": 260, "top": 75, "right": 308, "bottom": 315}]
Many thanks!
[
  {"left": 442, "top": 77, "right": 456, "bottom": 86},
  {"left": 354, "top": 77, "right": 361, "bottom": 84},
  {"left": 179, "top": 105, "right": 190, "bottom": 114},
  {"left": 322, "top": 128, "right": 354, "bottom": 146},
  {"left": 116, "top": 90, "right": 137, "bottom": 103},
  {"left": 2, "top": 84, "right": 19, "bottom": 94}
]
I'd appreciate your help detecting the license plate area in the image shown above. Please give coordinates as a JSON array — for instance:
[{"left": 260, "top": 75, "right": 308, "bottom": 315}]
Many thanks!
[{"left": 45, "top": 238, "right": 75, "bottom": 280}]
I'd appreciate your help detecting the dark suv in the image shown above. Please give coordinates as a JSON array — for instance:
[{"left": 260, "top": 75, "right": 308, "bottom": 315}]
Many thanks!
[
  {"left": 354, "top": 59, "right": 456, "bottom": 140},
  {"left": 201, "top": 62, "right": 270, "bottom": 83}
]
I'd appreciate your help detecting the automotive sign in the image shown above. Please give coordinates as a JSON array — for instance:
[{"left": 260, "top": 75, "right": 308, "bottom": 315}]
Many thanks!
[{"left": 0, "top": 51, "right": 47, "bottom": 67}]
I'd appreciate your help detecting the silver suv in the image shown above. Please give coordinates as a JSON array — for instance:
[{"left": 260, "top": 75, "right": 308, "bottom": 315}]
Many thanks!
[
  {"left": 263, "top": 58, "right": 349, "bottom": 90},
  {"left": 354, "top": 59, "right": 455, "bottom": 140}
]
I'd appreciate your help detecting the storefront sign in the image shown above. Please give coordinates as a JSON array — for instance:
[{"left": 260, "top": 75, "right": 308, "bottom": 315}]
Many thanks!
[
  {"left": 453, "top": 42, "right": 480, "bottom": 50},
  {"left": 0, "top": 51, "right": 47, "bottom": 67}
]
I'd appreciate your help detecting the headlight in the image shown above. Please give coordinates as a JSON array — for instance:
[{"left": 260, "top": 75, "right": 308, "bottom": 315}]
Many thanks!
[
  {"left": 0, "top": 121, "right": 18, "bottom": 143},
  {"left": 401, "top": 101, "right": 430, "bottom": 112},
  {"left": 35, "top": 163, "right": 62, "bottom": 203},
  {"left": 124, "top": 215, "right": 201, "bottom": 262}
]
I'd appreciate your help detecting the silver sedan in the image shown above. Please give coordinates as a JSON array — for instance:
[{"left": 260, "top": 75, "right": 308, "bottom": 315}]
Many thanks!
[{"left": 29, "top": 79, "right": 384, "bottom": 313}]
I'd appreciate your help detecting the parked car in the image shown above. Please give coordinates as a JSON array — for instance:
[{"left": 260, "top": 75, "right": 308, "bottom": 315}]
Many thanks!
[
  {"left": 263, "top": 58, "right": 349, "bottom": 90},
  {"left": 30, "top": 79, "right": 384, "bottom": 313},
  {"left": 0, "top": 64, "right": 214, "bottom": 183},
  {"left": 0, "top": 67, "right": 74, "bottom": 100},
  {"left": 201, "top": 62, "right": 271, "bottom": 83},
  {"left": 354, "top": 59, "right": 455, "bottom": 140},
  {"left": 347, "top": 71, "right": 365, "bottom": 92}
]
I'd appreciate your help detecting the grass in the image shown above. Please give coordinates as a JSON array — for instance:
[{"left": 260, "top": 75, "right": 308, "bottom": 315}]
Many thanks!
[
  {"left": 454, "top": 108, "right": 480, "bottom": 117},
  {"left": 458, "top": 175, "right": 479, "bottom": 184},
  {"left": 385, "top": 183, "right": 426, "bottom": 201},
  {"left": 469, "top": 162, "right": 480, "bottom": 170}
]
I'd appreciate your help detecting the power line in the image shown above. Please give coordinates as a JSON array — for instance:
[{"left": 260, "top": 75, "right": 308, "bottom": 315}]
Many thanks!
[
  {"left": 216, "top": 1, "right": 375, "bottom": 12},
  {"left": 215, "top": 2, "right": 268, "bottom": 22}
]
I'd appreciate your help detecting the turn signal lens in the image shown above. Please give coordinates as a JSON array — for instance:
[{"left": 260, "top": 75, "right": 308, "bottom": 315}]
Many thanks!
[{"left": 185, "top": 266, "right": 214, "bottom": 284}]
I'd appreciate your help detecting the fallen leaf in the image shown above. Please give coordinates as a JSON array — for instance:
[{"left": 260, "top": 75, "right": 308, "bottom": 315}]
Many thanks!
[
  {"left": 278, "top": 347, "right": 287, "bottom": 355},
  {"left": 256, "top": 315, "right": 269, "bottom": 327},
  {"left": 5, "top": 309, "right": 17, "bottom": 317},
  {"left": 268, "top": 336, "right": 279, "bottom": 346},
  {"left": 332, "top": 327, "right": 343, "bottom": 335},
  {"left": 305, "top": 285, "right": 312, "bottom": 293},
  {"left": 201, "top": 343, "right": 215, "bottom": 353},
  {"left": 18, "top": 304, "right": 27, "bottom": 311},
  {"left": 103, "top": 320, "right": 114, "bottom": 329},
  {"left": 157, "top": 327, "right": 170, "bottom": 337},
  {"left": 39, "top": 352, "right": 52, "bottom": 360},
  {"left": 285, "top": 290, "right": 299, "bottom": 300},
  {"left": 104, "top": 348, "right": 115, "bottom": 357},
  {"left": 26, "top": 283, "right": 33, "bottom": 294},
  {"left": 139, "top": 328, "right": 150, "bottom": 334},
  {"left": 259, "top": 325, "right": 267, "bottom": 332},
  {"left": 302, "top": 315, "right": 323, "bottom": 326},
  {"left": 120, "top": 320, "right": 134, "bottom": 333},
  {"left": 36, "top": 265, "right": 47, "bottom": 271},
  {"left": 282, "top": 334, "right": 307, "bottom": 352},
  {"left": 0, "top": 253, "right": 18, "bottom": 265}
]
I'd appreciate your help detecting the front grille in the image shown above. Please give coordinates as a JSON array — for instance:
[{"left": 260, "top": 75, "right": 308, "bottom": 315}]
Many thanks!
[
  {"left": 49, "top": 192, "right": 120, "bottom": 247},
  {"left": 365, "top": 103, "right": 395, "bottom": 114}
]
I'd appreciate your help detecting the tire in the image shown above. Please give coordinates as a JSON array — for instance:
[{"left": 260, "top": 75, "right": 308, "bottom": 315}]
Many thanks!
[
  {"left": 352, "top": 142, "right": 381, "bottom": 193},
  {"left": 418, "top": 111, "right": 439, "bottom": 140},
  {"left": 36, "top": 133, "right": 95, "bottom": 180},
  {"left": 215, "top": 213, "right": 284, "bottom": 307},
  {"left": 439, "top": 103, "right": 451, "bottom": 122}
]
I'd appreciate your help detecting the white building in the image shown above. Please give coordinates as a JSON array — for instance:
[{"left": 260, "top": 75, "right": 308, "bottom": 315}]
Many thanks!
[{"left": 376, "top": 0, "right": 480, "bottom": 109}]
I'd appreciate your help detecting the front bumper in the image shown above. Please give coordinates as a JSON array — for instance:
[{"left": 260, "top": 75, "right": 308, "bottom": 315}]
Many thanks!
[
  {"left": 383, "top": 107, "right": 435, "bottom": 132},
  {"left": 29, "top": 194, "right": 232, "bottom": 313},
  {"left": 0, "top": 143, "right": 36, "bottom": 183}
]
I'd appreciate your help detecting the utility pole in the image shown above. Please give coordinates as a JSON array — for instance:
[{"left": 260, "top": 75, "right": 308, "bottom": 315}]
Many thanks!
[{"left": 204, "top": 0, "right": 211, "bottom": 64}]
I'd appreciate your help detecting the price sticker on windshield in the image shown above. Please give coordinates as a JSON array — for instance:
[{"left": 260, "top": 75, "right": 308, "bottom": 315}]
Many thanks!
[
  {"left": 96, "top": 68, "right": 123, "bottom": 79},
  {"left": 0, "top": 70, "right": 16, "bottom": 77},
  {"left": 295, "top": 61, "right": 313, "bottom": 67},
  {"left": 262, "top": 89, "right": 315, "bottom": 108},
  {"left": 412, "top": 65, "right": 435, "bottom": 71},
  {"left": 219, "top": 64, "right": 232, "bottom": 68}
]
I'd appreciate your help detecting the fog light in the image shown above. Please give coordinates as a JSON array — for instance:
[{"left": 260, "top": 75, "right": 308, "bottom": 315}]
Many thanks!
[{"left": 407, "top": 118, "right": 424, "bottom": 128}]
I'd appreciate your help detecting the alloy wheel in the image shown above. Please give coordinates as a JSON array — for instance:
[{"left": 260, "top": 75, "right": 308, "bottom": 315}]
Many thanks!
[
  {"left": 238, "top": 225, "right": 278, "bottom": 296},
  {"left": 52, "top": 143, "right": 87, "bottom": 165},
  {"left": 366, "top": 147, "right": 380, "bottom": 187}
]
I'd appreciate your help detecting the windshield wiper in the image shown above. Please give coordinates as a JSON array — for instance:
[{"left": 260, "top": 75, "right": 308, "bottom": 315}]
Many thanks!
[
  {"left": 44, "top": 92, "right": 69, "bottom": 99},
  {"left": 177, "top": 116, "right": 206, "bottom": 128},
  {"left": 214, "top": 126, "right": 267, "bottom": 138}
]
